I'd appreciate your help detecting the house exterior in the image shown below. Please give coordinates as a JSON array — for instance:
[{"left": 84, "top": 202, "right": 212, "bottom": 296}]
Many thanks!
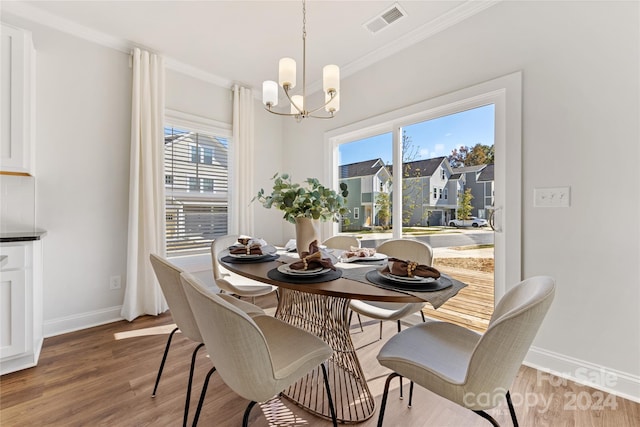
[
  {"left": 339, "top": 156, "right": 495, "bottom": 230},
  {"left": 452, "top": 164, "right": 493, "bottom": 220},
  {"left": 338, "top": 159, "right": 391, "bottom": 231}
]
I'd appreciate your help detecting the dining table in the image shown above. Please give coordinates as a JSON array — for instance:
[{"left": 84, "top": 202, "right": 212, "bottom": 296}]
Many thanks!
[{"left": 219, "top": 248, "right": 467, "bottom": 424}]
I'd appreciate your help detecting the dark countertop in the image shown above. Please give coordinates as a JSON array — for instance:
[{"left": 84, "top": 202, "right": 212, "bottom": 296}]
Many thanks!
[{"left": 0, "top": 230, "right": 47, "bottom": 242}]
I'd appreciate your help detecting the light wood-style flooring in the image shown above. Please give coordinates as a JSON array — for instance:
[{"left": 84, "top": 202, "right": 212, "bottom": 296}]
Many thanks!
[{"left": 1, "top": 293, "right": 638, "bottom": 427}]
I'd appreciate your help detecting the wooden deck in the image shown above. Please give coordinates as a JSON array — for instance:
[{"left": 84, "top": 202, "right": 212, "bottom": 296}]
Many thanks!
[{"left": 423, "top": 263, "right": 495, "bottom": 333}]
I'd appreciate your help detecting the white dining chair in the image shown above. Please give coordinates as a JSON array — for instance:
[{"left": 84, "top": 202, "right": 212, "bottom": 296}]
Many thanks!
[
  {"left": 180, "top": 272, "right": 338, "bottom": 426},
  {"left": 348, "top": 238, "right": 432, "bottom": 339},
  {"left": 148, "top": 254, "right": 265, "bottom": 427},
  {"left": 322, "top": 235, "right": 360, "bottom": 251},
  {"left": 376, "top": 276, "right": 556, "bottom": 427},
  {"left": 210, "top": 235, "right": 277, "bottom": 302}
]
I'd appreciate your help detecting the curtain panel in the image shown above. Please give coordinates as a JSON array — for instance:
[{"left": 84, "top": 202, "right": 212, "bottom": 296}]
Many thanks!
[
  {"left": 121, "top": 48, "right": 168, "bottom": 321},
  {"left": 231, "top": 85, "right": 255, "bottom": 236}
]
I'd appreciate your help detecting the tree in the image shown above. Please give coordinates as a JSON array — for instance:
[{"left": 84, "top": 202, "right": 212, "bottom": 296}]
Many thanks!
[
  {"left": 375, "top": 192, "right": 391, "bottom": 229},
  {"left": 400, "top": 131, "right": 422, "bottom": 226},
  {"left": 449, "top": 143, "right": 494, "bottom": 167},
  {"left": 457, "top": 188, "right": 474, "bottom": 220}
]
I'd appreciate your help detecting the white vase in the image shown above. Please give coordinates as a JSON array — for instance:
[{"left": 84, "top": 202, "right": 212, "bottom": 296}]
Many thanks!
[{"left": 295, "top": 217, "right": 321, "bottom": 255}]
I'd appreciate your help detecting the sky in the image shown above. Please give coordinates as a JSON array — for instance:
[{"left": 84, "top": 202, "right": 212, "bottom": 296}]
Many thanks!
[{"left": 338, "top": 104, "right": 495, "bottom": 166}]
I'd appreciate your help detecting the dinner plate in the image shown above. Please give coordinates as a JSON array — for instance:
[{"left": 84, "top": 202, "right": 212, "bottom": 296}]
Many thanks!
[
  {"left": 377, "top": 270, "right": 435, "bottom": 284},
  {"left": 340, "top": 253, "right": 388, "bottom": 263},
  {"left": 277, "top": 264, "right": 331, "bottom": 277}
]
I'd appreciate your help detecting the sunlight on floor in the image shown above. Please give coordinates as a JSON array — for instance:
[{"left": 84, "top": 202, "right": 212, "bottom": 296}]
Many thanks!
[
  {"left": 260, "top": 396, "right": 310, "bottom": 426},
  {"left": 113, "top": 323, "right": 178, "bottom": 340}
]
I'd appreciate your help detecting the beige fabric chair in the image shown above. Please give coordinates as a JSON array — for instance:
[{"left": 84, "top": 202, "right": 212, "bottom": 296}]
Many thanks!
[
  {"left": 348, "top": 238, "right": 432, "bottom": 339},
  {"left": 179, "top": 272, "right": 338, "bottom": 426},
  {"left": 149, "top": 254, "right": 264, "bottom": 427},
  {"left": 322, "top": 235, "right": 360, "bottom": 250},
  {"left": 211, "top": 235, "right": 277, "bottom": 301},
  {"left": 376, "top": 276, "right": 556, "bottom": 427}
]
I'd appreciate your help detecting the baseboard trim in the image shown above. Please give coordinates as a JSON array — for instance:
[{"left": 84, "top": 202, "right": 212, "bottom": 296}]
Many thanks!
[
  {"left": 44, "top": 306, "right": 124, "bottom": 338},
  {"left": 525, "top": 346, "right": 640, "bottom": 403}
]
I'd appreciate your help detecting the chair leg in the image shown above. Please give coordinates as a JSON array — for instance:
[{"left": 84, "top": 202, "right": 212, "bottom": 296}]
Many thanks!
[
  {"left": 191, "top": 366, "right": 217, "bottom": 427},
  {"left": 397, "top": 319, "right": 402, "bottom": 333},
  {"left": 377, "top": 372, "right": 401, "bottom": 427},
  {"left": 183, "top": 343, "right": 205, "bottom": 427},
  {"left": 379, "top": 321, "right": 383, "bottom": 340},
  {"left": 242, "top": 401, "right": 258, "bottom": 427},
  {"left": 357, "top": 313, "right": 363, "bottom": 332},
  {"left": 320, "top": 363, "right": 338, "bottom": 427},
  {"left": 473, "top": 410, "right": 500, "bottom": 427},
  {"left": 408, "top": 381, "right": 414, "bottom": 407},
  {"left": 151, "top": 327, "right": 179, "bottom": 397},
  {"left": 421, "top": 311, "right": 426, "bottom": 322},
  {"left": 506, "top": 390, "right": 519, "bottom": 427}
]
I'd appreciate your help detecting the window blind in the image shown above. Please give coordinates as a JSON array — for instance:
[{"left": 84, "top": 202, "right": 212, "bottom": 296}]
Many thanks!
[{"left": 164, "top": 126, "right": 229, "bottom": 256}]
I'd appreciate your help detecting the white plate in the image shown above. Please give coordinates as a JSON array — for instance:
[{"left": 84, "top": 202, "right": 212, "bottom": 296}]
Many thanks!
[
  {"left": 340, "top": 253, "right": 387, "bottom": 263},
  {"left": 277, "top": 264, "right": 330, "bottom": 277},
  {"left": 377, "top": 270, "right": 435, "bottom": 284}
]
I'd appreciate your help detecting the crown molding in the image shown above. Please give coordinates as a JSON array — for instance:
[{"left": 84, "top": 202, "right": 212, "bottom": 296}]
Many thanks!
[{"left": 1, "top": 0, "right": 232, "bottom": 88}]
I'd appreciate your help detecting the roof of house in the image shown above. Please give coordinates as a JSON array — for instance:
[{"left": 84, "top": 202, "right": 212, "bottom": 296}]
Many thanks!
[
  {"left": 477, "top": 163, "right": 495, "bottom": 182},
  {"left": 399, "top": 156, "right": 447, "bottom": 178},
  {"left": 452, "top": 164, "right": 487, "bottom": 174},
  {"left": 339, "top": 158, "right": 386, "bottom": 179},
  {"left": 449, "top": 173, "right": 463, "bottom": 180}
]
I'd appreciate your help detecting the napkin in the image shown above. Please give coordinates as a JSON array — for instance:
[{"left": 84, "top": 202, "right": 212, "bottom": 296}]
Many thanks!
[
  {"left": 382, "top": 257, "right": 440, "bottom": 279},
  {"left": 289, "top": 240, "right": 336, "bottom": 271},
  {"left": 229, "top": 243, "right": 263, "bottom": 255},
  {"left": 342, "top": 247, "right": 377, "bottom": 259}
]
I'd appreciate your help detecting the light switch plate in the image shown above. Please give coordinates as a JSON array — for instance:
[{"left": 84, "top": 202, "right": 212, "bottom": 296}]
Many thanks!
[{"left": 534, "top": 187, "right": 571, "bottom": 207}]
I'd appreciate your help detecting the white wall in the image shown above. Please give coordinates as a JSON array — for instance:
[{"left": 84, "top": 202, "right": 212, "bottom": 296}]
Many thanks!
[{"left": 260, "top": 1, "right": 640, "bottom": 398}]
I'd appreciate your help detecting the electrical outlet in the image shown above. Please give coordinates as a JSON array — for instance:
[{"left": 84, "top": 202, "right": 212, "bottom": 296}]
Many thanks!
[
  {"left": 534, "top": 186, "right": 571, "bottom": 208},
  {"left": 109, "top": 275, "right": 122, "bottom": 290}
]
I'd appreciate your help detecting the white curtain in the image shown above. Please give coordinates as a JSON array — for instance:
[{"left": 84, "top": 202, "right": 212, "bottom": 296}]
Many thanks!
[
  {"left": 121, "top": 48, "right": 168, "bottom": 321},
  {"left": 231, "top": 85, "right": 255, "bottom": 235}
]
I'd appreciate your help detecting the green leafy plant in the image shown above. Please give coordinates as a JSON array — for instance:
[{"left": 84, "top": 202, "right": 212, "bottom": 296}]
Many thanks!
[{"left": 254, "top": 173, "right": 349, "bottom": 223}]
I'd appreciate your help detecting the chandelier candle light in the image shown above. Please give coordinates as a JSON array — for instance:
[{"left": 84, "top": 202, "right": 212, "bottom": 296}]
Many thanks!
[{"left": 262, "top": 0, "right": 340, "bottom": 120}]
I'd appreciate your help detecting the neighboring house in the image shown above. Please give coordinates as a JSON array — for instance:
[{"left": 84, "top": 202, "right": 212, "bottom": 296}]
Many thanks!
[
  {"left": 339, "top": 158, "right": 391, "bottom": 231},
  {"left": 452, "top": 164, "right": 493, "bottom": 219},
  {"left": 401, "top": 157, "right": 458, "bottom": 226},
  {"left": 338, "top": 157, "right": 495, "bottom": 230},
  {"left": 164, "top": 130, "right": 229, "bottom": 254}
]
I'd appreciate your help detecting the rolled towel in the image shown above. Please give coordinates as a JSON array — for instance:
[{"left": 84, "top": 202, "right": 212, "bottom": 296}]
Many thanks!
[{"left": 229, "top": 243, "right": 263, "bottom": 255}]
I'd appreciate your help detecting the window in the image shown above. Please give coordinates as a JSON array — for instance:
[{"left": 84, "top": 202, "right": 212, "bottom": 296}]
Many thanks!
[
  {"left": 441, "top": 168, "right": 445, "bottom": 180},
  {"left": 444, "top": 188, "right": 448, "bottom": 200},
  {"left": 433, "top": 188, "right": 437, "bottom": 199},
  {"left": 439, "top": 188, "right": 442, "bottom": 199},
  {"left": 353, "top": 207, "right": 360, "bottom": 220},
  {"left": 164, "top": 125, "right": 229, "bottom": 256}
]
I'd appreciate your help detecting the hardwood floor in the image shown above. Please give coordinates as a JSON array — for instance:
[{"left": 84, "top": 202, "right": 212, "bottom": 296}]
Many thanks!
[{"left": 1, "top": 293, "right": 638, "bottom": 427}]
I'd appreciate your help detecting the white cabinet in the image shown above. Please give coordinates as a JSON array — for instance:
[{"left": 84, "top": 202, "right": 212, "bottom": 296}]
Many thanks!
[
  {"left": 1, "top": 23, "right": 35, "bottom": 175},
  {"left": 0, "top": 240, "right": 43, "bottom": 375}
]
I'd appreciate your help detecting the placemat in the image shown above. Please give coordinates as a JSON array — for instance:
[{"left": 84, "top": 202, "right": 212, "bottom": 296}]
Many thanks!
[
  {"left": 340, "top": 263, "right": 466, "bottom": 309},
  {"left": 267, "top": 267, "right": 342, "bottom": 284},
  {"left": 221, "top": 254, "right": 279, "bottom": 263}
]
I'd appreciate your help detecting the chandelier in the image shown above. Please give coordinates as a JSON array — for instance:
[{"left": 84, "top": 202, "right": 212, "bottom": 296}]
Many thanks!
[{"left": 262, "top": 0, "right": 340, "bottom": 121}]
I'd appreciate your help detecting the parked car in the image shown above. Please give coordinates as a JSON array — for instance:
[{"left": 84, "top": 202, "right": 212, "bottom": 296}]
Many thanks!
[{"left": 449, "top": 217, "right": 489, "bottom": 227}]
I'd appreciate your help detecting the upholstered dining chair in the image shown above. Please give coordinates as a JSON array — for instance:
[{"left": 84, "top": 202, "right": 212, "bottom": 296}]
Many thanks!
[
  {"left": 376, "top": 276, "right": 556, "bottom": 427},
  {"left": 348, "top": 238, "right": 433, "bottom": 339},
  {"left": 322, "top": 235, "right": 360, "bottom": 251},
  {"left": 211, "top": 235, "right": 277, "bottom": 302},
  {"left": 179, "top": 272, "right": 338, "bottom": 427},
  {"left": 149, "top": 254, "right": 265, "bottom": 427}
]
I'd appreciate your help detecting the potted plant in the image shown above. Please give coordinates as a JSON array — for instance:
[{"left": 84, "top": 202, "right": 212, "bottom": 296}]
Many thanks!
[{"left": 254, "top": 173, "right": 349, "bottom": 253}]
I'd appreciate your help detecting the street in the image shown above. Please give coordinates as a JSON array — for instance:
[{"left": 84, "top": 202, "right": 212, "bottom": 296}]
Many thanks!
[{"left": 357, "top": 228, "right": 494, "bottom": 249}]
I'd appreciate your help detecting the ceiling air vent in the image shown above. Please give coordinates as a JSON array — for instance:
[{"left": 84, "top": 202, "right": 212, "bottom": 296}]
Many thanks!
[{"left": 364, "top": 3, "right": 407, "bottom": 34}]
